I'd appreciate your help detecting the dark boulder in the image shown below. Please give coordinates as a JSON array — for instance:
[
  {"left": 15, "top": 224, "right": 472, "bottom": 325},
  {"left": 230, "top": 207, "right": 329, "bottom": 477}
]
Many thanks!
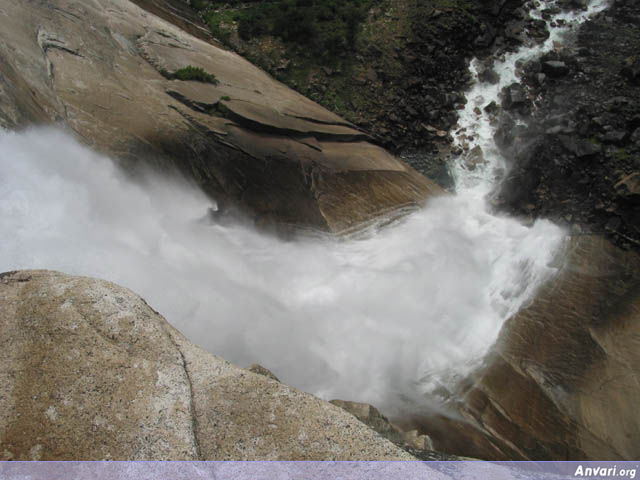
[
  {"left": 601, "top": 130, "right": 629, "bottom": 145},
  {"left": 615, "top": 172, "right": 640, "bottom": 205},
  {"left": 621, "top": 59, "right": 640, "bottom": 84},
  {"left": 501, "top": 83, "right": 531, "bottom": 112},
  {"left": 542, "top": 60, "right": 570, "bottom": 77},
  {"left": 558, "top": 135, "right": 602, "bottom": 158},
  {"left": 494, "top": 112, "right": 517, "bottom": 148},
  {"left": 478, "top": 63, "right": 500, "bottom": 84}
]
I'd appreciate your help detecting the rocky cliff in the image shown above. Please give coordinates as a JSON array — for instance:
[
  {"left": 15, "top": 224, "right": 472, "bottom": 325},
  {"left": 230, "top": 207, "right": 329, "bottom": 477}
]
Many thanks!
[
  {"left": 0, "top": 0, "right": 441, "bottom": 234},
  {"left": 0, "top": 270, "right": 414, "bottom": 460},
  {"left": 494, "top": 0, "right": 640, "bottom": 251}
]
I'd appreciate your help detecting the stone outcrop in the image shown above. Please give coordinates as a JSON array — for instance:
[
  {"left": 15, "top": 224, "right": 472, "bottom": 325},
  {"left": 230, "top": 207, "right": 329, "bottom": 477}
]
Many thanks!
[
  {"left": 0, "top": 0, "right": 441, "bottom": 234},
  {"left": 330, "top": 400, "right": 434, "bottom": 452},
  {"left": 417, "top": 236, "right": 640, "bottom": 460},
  {"left": 0, "top": 270, "right": 414, "bottom": 460},
  {"left": 246, "top": 364, "right": 280, "bottom": 382}
]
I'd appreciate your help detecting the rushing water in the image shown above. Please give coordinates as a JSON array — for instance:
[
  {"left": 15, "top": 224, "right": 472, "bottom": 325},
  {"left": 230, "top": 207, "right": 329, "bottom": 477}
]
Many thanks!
[
  {"left": 0, "top": 1, "right": 606, "bottom": 417},
  {"left": 453, "top": 0, "right": 610, "bottom": 195},
  {"left": 0, "top": 129, "right": 562, "bottom": 415}
]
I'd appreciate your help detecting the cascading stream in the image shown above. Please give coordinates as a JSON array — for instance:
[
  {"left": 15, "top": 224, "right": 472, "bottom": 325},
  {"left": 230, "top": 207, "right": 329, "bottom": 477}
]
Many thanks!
[
  {"left": 453, "top": 0, "right": 610, "bottom": 195},
  {"left": 0, "top": 1, "right": 606, "bottom": 418}
]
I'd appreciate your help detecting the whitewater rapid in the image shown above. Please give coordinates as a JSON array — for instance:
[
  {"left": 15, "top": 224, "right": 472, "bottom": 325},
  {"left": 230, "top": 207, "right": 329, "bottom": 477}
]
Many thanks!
[
  {"left": 453, "top": 0, "right": 610, "bottom": 194},
  {"left": 0, "top": 0, "right": 606, "bottom": 418},
  {"left": 0, "top": 129, "right": 562, "bottom": 415}
]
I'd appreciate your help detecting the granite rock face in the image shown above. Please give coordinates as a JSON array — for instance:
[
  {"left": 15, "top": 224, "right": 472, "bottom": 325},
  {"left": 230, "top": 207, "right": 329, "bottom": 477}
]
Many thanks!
[
  {"left": 417, "top": 236, "right": 640, "bottom": 460},
  {"left": 0, "top": 270, "right": 414, "bottom": 460},
  {"left": 0, "top": 0, "right": 441, "bottom": 234}
]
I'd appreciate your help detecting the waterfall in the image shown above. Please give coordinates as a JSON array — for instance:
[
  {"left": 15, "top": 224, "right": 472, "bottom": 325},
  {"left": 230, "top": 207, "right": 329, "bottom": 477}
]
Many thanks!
[{"left": 0, "top": 1, "right": 606, "bottom": 418}]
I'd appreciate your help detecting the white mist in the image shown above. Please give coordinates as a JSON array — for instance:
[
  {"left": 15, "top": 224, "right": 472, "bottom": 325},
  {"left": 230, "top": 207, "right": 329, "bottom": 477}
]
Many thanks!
[
  {"left": 1, "top": 0, "right": 612, "bottom": 419},
  {"left": 0, "top": 128, "right": 563, "bottom": 416}
]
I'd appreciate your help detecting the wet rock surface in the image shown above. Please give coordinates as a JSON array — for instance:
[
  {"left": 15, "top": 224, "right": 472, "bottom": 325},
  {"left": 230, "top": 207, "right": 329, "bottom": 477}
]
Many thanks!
[
  {"left": 416, "top": 236, "right": 640, "bottom": 460},
  {"left": 0, "top": 0, "right": 441, "bottom": 235},
  {"left": 494, "top": 0, "right": 640, "bottom": 251},
  {"left": 0, "top": 270, "right": 415, "bottom": 460},
  {"left": 398, "top": 1, "right": 640, "bottom": 460}
]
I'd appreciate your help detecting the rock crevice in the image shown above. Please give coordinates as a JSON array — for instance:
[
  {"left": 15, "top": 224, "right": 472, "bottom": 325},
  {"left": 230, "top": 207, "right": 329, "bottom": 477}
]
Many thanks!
[{"left": 166, "top": 332, "right": 203, "bottom": 460}]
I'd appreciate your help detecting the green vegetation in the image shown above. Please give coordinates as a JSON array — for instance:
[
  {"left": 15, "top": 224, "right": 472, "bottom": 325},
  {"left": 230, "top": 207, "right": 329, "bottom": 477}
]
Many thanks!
[
  {"left": 171, "top": 66, "right": 219, "bottom": 84},
  {"left": 192, "top": 0, "right": 376, "bottom": 59},
  {"left": 186, "top": 0, "right": 482, "bottom": 129}
]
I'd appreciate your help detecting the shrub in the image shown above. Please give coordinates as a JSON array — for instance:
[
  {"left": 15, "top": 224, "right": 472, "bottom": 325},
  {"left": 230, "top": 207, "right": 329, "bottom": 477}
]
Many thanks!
[
  {"left": 199, "top": 0, "right": 375, "bottom": 58},
  {"left": 172, "top": 66, "right": 219, "bottom": 84},
  {"left": 190, "top": 0, "right": 210, "bottom": 11},
  {"left": 238, "top": 10, "right": 269, "bottom": 40}
]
